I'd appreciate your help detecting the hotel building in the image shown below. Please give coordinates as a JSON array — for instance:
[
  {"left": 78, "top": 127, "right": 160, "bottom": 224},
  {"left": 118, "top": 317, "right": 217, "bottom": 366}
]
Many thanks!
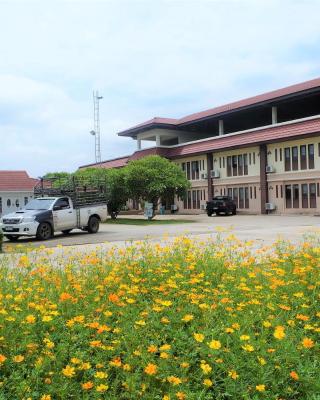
[{"left": 80, "top": 78, "right": 320, "bottom": 215}]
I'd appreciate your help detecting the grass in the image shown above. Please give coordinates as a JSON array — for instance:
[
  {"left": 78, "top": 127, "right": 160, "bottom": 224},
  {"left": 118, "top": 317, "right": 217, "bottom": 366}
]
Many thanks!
[
  {"left": 104, "top": 217, "right": 193, "bottom": 225},
  {"left": 0, "top": 235, "right": 319, "bottom": 399}
]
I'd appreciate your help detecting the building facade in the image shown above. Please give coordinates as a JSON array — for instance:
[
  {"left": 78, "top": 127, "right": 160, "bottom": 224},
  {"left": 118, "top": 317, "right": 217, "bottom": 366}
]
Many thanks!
[
  {"left": 80, "top": 78, "right": 320, "bottom": 215},
  {"left": 0, "top": 171, "right": 37, "bottom": 217}
]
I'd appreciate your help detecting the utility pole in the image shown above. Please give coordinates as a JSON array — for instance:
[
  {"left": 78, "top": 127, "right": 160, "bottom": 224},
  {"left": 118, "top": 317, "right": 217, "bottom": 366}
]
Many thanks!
[{"left": 90, "top": 90, "right": 103, "bottom": 163}]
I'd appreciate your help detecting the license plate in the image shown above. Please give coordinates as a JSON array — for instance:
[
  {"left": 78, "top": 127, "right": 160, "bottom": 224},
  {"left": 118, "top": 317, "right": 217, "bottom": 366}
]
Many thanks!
[{"left": 5, "top": 226, "right": 14, "bottom": 231}]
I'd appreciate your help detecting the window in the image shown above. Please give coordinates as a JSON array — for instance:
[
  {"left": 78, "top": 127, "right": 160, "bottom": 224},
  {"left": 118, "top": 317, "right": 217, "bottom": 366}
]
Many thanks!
[
  {"left": 7, "top": 199, "right": 11, "bottom": 207},
  {"left": 250, "top": 186, "right": 252, "bottom": 199},
  {"left": 191, "top": 161, "right": 199, "bottom": 180},
  {"left": 253, "top": 152, "right": 256, "bottom": 164},
  {"left": 232, "top": 156, "right": 238, "bottom": 176},
  {"left": 54, "top": 198, "right": 70, "bottom": 210},
  {"left": 192, "top": 190, "right": 197, "bottom": 209},
  {"left": 239, "top": 187, "right": 244, "bottom": 209},
  {"left": 300, "top": 145, "right": 307, "bottom": 170},
  {"left": 318, "top": 143, "right": 320, "bottom": 157},
  {"left": 309, "top": 183, "right": 316, "bottom": 208},
  {"left": 243, "top": 154, "right": 248, "bottom": 175},
  {"left": 24, "top": 197, "right": 28, "bottom": 206},
  {"left": 285, "top": 185, "right": 292, "bottom": 208},
  {"left": 227, "top": 188, "right": 232, "bottom": 198},
  {"left": 187, "top": 191, "right": 191, "bottom": 209},
  {"left": 275, "top": 148, "right": 278, "bottom": 162},
  {"left": 317, "top": 183, "right": 320, "bottom": 197},
  {"left": 293, "top": 184, "right": 299, "bottom": 208},
  {"left": 197, "top": 190, "right": 201, "bottom": 209},
  {"left": 280, "top": 148, "right": 283, "bottom": 162},
  {"left": 302, "top": 184, "right": 308, "bottom": 208},
  {"left": 15, "top": 199, "right": 20, "bottom": 208},
  {"left": 238, "top": 155, "right": 243, "bottom": 176},
  {"left": 280, "top": 185, "right": 283, "bottom": 198},
  {"left": 284, "top": 148, "right": 291, "bottom": 171},
  {"left": 233, "top": 188, "right": 239, "bottom": 207},
  {"left": 308, "top": 144, "right": 314, "bottom": 169},
  {"left": 0, "top": 197, "right": 2, "bottom": 215},
  {"left": 219, "top": 157, "right": 222, "bottom": 169},
  {"left": 249, "top": 153, "right": 252, "bottom": 165},
  {"left": 245, "top": 187, "right": 249, "bottom": 209},
  {"left": 276, "top": 185, "right": 278, "bottom": 198},
  {"left": 292, "top": 146, "right": 298, "bottom": 171},
  {"left": 186, "top": 162, "right": 191, "bottom": 180},
  {"left": 223, "top": 157, "right": 225, "bottom": 168},
  {"left": 227, "top": 156, "right": 232, "bottom": 177},
  {"left": 182, "top": 162, "right": 185, "bottom": 172},
  {"left": 254, "top": 186, "right": 257, "bottom": 199}
]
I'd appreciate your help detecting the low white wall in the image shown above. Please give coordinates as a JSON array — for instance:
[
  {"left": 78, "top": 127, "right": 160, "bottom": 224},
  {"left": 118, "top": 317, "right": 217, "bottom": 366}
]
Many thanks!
[{"left": 0, "top": 191, "right": 34, "bottom": 217}]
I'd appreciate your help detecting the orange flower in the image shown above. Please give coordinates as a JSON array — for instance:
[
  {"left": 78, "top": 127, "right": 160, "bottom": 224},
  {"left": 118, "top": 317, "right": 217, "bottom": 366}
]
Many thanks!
[
  {"left": 108, "top": 293, "right": 120, "bottom": 303},
  {"left": 147, "top": 345, "right": 158, "bottom": 353},
  {"left": 290, "top": 371, "right": 299, "bottom": 381},
  {"left": 144, "top": 363, "right": 157, "bottom": 375},
  {"left": 0, "top": 354, "right": 7, "bottom": 364},
  {"left": 301, "top": 337, "right": 314, "bottom": 349},
  {"left": 59, "top": 292, "right": 73, "bottom": 301},
  {"left": 82, "top": 381, "right": 94, "bottom": 390}
]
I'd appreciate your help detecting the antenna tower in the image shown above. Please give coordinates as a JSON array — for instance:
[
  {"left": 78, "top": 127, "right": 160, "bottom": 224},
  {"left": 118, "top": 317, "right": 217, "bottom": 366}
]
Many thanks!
[{"left": 92, "top": 90, "right": 103, "bottom": 163}]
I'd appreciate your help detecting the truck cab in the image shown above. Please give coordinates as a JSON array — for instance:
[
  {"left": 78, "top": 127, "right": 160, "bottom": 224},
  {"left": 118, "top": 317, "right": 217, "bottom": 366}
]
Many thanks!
[{"left": 0, "top": 196, "right": 107, "bottom": 241}]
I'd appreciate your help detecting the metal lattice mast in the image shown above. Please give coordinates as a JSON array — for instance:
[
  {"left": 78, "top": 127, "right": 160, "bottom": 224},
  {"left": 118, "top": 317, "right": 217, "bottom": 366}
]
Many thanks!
[{"left": 92, "top": 90, "right": 103, "bottom": 163}]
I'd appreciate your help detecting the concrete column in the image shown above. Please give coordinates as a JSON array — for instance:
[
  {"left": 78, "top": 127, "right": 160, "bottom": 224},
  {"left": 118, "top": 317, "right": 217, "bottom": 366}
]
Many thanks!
[
  {"left": 206, "top": 153, "right": 213, "bottom": 200},
  {"left": 218, "top": 119, "right": 224, "bottom": 136},
  {"left": 259, "top": 144, "right": 268, "bottom": 214},
  {"left": 156, "top": 135, "right": 161, "bottom": 147},
  {"left": 272, "top": 106, "right": 277, "bottom": 124},
  {"left": 137, "top": 139, "right": 142, "bottom": 150}
]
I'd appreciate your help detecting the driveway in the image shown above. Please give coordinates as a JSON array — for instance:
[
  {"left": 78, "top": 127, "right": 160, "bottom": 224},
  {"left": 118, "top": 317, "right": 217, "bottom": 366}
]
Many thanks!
[{"left": 3, "top": 214, "right": 320, "bottom": 249}]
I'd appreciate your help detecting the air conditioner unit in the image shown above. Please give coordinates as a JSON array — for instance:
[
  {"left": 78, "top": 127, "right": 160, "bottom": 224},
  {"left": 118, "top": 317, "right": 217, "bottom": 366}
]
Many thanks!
[
  {"left": 210, "top": 170, "right": 220, "bottom": 178},
  {"left": 266, "top": 165, "right": 275, "bottom": 173},
  {"left": 200, "top": 204, "right": 206, "bottom": 210},
  {"left": 265, "top": 202, "right": 276, "bottom": 211},
  {"left": 201, "top": 173, "right": 208, "bottom": 179}
]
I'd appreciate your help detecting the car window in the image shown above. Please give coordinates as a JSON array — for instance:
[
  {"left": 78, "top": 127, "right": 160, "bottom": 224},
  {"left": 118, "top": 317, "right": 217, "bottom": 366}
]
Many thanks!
[{"left": 54, "top": 198, "right": 70, "bottom": 210}]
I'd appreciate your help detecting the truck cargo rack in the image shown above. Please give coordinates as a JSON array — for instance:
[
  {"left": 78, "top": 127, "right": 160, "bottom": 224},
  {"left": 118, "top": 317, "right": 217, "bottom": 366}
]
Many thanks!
[{"left": 34, "top": 176, "right": 109, "bottom": 209}]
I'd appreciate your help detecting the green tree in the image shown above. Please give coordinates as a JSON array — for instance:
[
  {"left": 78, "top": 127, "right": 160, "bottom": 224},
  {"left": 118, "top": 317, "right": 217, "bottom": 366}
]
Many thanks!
[
  {"left": 125, "top": 155, "right": 190, "bottom": 218},
  {"left": 105, "top": 168, "right": 130, "bottom": 219}
]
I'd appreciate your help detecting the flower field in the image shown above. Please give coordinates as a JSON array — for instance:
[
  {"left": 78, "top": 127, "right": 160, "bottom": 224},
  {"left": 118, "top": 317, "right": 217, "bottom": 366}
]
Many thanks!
[{"left": 0, "top": 236, "right": 319, "bottom": 399}]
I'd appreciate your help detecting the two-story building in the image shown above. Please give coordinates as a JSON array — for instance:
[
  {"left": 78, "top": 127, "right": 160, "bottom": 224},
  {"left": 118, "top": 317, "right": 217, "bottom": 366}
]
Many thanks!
[{"left": 80, "top": 77, "right": 320, "bottom": 215}]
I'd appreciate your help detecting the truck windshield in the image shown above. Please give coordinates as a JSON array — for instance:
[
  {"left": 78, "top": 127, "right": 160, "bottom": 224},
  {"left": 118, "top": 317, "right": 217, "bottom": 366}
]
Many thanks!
[{"left": 25, "top": 198, "right": 55, "bottom": 210}]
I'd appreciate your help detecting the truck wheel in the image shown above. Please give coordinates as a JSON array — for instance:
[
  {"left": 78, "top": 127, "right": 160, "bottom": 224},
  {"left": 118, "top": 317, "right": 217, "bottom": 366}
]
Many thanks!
[
  {"left": 62, "top": 229, "right": 72, "bottom": 235},
  {"left": 5, "top": 235, "right": 20, "bottom": 242},
  {"left": 87, "top": 216, "right": 100, "bottom": 233},
  {"left": 36, "top": 222, "right": 53, "bottom": 240}
]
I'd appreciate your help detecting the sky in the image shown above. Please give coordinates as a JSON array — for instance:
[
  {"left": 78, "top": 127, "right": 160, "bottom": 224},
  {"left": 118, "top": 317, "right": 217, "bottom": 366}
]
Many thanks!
[{"left": 0, "top": 0, "right": 320, "bottom": 177}]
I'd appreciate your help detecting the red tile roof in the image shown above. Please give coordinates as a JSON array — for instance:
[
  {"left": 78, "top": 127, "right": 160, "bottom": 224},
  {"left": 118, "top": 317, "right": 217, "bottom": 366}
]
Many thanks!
[
  {"left": 118, "top": 77, "right": 320, "bottom": 136},
  {"left": 79, "top": 156, "right": 130, "bottom": 170},
  {"left": 0, "top": 171, "right": 38, "bottom": 191},
  {"left": 166, "top": 117, "right": 320, "bottom": 157}
]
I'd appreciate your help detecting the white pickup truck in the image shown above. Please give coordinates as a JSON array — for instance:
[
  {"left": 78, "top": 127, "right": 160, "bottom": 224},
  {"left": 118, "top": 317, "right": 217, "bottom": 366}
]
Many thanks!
[{"left": 0, "top": 196, "right": 108, "bottom": 241}]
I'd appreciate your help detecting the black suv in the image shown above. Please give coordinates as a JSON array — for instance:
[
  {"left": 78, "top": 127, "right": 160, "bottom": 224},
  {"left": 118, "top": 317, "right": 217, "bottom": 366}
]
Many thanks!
[{"left": 206, "top": 196, "right": 237, "bottom": 216}]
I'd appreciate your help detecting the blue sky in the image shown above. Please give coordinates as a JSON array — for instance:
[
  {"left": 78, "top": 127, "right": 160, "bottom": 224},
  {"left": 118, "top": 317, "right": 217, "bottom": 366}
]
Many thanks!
[{"left": 0, "top": 0, "right": 320, "bottom": 176}]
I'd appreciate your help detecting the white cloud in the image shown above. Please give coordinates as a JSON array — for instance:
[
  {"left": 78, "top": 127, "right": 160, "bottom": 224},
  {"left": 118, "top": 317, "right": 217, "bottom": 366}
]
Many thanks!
[{"left": 0, "top": 0, "right": 319, "bottom": 176}]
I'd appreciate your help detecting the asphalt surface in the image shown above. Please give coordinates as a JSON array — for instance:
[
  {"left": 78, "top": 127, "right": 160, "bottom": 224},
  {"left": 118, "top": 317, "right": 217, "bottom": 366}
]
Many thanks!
[{"left": 3, "top": 213, "right": 320, "bottom": 249}]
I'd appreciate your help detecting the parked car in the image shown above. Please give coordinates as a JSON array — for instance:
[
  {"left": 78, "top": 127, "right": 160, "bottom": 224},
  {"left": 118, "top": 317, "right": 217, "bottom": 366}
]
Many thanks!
[
  {"left": 0, "top": 196, "right": 108, "bottom": 241},
  {"left": 206, "top": 196, "right": 237, "bottom": 216}
]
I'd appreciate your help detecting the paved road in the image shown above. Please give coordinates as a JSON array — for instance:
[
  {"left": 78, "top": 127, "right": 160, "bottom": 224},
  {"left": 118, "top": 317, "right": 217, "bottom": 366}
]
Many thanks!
[{"left": 3, "top": 214, "right": 320, "bottom": 249}]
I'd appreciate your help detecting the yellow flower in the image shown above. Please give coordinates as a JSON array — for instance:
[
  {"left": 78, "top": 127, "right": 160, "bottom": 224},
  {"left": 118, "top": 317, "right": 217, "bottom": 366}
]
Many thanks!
[
  {"left": 242, "top": 344, "right": 254, "bottom": 352},
  {"left": 40, "top": 395, "right": 51, "bottom": 400},
  {"left": 80, "top": 362, "right": 91, "bottom": 370},
  {"left": 159, "top": 344, "right": 171, "bottom": 351},
  {"left": 62, "top": 365, "right": 76, "bottom": 378},
  {"left": 144, "top": 363, "right": 157, "bottom": 375},
  {"left": 240, "top": 335, "right": 250, "bottom": 341},
  {"left": 228, "top": 370, "right": 239, "bottom": 380},
  {"left": 200, "top": 362, "right": 212, "bottom": 375},
  {"left": 263, "top": 321, "right": 272, "bottom": 328},
  {"left": 25, "top": 315, "right": 36, "bottom": 324},
  {"left": 13, "top": 355, "right": 25, "bottom": 363},
  {"left": 181, "top": 314, "right": 194, "bottom": 322},
  {"left": 95, "top": 371, "right": 108, "bottom": 379},
  {"left": 176, "top": 392, "right": 186, "bottom": 400},
  {"left": 301, "top": 337, "right": 314, "bottom": 349},
  {"left": 96, "top": 384, "right": 108, "bottom": 392},
  {"left": 208, "top": 340, "right": 221, "bottom": 350},
  {"left": 194, "top": 333, "right": 205, "bottom": 342},
  {"left": 160, "top": 352, "right": 170, "bottom": 359},
  {"left": 42, "top": 316, "right": 53, "bottom": 322},
  {"left": 167, "top": 376, "right": 182, "bottom": 385},
  {"left": 180, "top": 362, "right": 189, "bottom": 368},
  {"left": 82, "top": 381, "right": 94, "bottom": 390},
  {"left": 273, "top": 326, "right": 286, "bottom": 340},
  {"left": 256, "top": 384, "right": 266, "bottom": 392},
  {"left": 203, "top": 378, "right": 213, "bottom": 387}
]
